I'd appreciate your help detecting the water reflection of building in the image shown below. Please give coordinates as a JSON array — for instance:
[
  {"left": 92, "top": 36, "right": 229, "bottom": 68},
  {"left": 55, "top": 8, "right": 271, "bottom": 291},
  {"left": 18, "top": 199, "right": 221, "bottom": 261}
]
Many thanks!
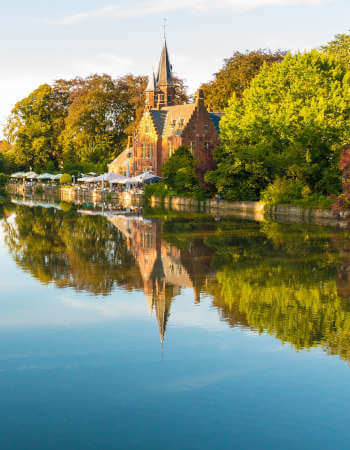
[
  {"left": 108, "top": 215, "right": 214, "bottom": 343},
  {"left": 332, "top": 233, "right": 350, "bottom": 300}
]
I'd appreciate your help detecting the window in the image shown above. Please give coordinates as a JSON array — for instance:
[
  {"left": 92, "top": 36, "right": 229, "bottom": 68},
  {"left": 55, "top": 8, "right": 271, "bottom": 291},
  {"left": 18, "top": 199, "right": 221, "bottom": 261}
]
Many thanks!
[
  {"left": 149, "top": 143, "right": 153, "bottom": 158},
  {"left": 145, "top": 125, "right": 149, "bottom": 133},
  {"left": 142, "top": 143, "right": 146, "bottom": 158},
  {"left": 170, "top": 119, "right": 176, "bottom": 129},
  {"left": 189, "top": 141, "right": 196, "bottom": 155},
  {"left": 205, "top": 142, "right": 210, "bottom": 150},
  {"left": 168, "top": 141, "right": 173, "bottom": 157},
  {"left": 178, "top": 119, "right": 184, "bottom": 129}
]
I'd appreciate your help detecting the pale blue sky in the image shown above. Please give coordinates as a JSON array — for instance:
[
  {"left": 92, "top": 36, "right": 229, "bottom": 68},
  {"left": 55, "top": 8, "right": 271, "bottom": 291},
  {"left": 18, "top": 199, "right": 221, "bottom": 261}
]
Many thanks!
[{"left": 0, "top": 0, "right": 349, "bottom": 134}]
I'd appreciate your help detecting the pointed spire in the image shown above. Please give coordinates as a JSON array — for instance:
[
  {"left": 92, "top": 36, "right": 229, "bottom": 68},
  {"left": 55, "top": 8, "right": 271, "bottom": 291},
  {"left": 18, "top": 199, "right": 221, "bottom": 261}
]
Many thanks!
[
  {"left": 146, "top": 71, "right": 157, "bottom": 92},
  {"left": 156, "top": 40, "right": 173, "bottom": 87}
]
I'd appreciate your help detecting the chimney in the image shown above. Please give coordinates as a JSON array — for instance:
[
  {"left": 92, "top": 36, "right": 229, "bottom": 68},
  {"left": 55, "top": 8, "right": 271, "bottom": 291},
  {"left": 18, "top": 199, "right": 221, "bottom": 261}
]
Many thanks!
[{"left": 195, "top": 89, "right": 205, "bottom": 108}]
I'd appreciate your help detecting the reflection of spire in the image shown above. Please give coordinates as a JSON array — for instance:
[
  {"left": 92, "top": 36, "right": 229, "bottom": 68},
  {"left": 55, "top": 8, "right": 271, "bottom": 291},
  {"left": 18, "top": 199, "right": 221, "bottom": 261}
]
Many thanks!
[{"left": 153, "top": 282, "right": 174, "bottom": 345}]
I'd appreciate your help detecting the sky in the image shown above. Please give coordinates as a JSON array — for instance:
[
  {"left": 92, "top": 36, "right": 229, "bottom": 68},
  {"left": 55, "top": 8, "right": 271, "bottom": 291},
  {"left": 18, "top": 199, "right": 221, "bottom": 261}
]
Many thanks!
[{"left": 0, "top": 0, "right": 349, "bottom": 136}]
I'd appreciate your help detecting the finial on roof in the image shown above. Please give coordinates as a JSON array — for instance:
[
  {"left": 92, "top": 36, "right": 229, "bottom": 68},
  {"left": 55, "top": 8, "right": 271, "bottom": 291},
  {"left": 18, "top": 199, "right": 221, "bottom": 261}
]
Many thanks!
[{"left": 163, "top": 18, "right": 167, "bottom": 42}]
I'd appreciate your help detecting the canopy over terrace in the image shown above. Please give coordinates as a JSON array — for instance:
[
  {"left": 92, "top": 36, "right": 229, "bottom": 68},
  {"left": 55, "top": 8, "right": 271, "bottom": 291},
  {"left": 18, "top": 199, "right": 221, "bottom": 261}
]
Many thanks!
[
  {"left": 10, "top": 172, "right": 25, "bottom": 178},
  {"left": 122, "top": 172, "right": 161, "bottom": 185},
  {"left": 77, "top": 176, "right": 97, "bottom": 183},
  {"left": 51, "top": 174, "right": 63, "bottom": 181},
  {"left": 24, "top": 172, "right": 39, "bottom": 179},
  {"left": 135, "top": 172, "right": 161, "bottom": 183},
  {"left": 37, "top": 173, "right": 54, "bottom": 180},
  {"left": 94, "top": 173, "right": 127, "bottom": 184}
]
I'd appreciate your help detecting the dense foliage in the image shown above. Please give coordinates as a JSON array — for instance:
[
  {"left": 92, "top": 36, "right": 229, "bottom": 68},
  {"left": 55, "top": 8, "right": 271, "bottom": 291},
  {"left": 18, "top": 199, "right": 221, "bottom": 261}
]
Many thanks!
[
  {"left": 201, "top": 49, "right": 287, "bottom": 111},
  {"left": 145, "top": 146, "right": 208, "bottom": 199},
  {"left": 60, "top": 174, "right": 72, "bottom": 185},
  {"left": 207, "top": 50, "right": 350, "bottom": 202},
  {"left": 0, "top": 173, "right": 9, "bottom": 187},
  {"left": 4, "top": 73, "right": 189, "bottom": 175},
  {"left": 322, "top": 32, "right": 350, "bottom": 67}
]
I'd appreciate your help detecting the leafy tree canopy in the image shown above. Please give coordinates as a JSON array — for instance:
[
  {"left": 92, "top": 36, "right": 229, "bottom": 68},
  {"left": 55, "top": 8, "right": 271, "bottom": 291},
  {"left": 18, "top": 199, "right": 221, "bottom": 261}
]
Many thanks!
[
  {"left": 4, "top": 72, "right": 190, "bottom": 174},
  {"left": 5, "top": 84, "right": 64, "bottom": 171},
  {"left": 322, "top": 32, "right": 350, "bottom": 67},
  {"left": 207, "top": 50, "right": 350, "bottom": 201},
  {"left": 59, "top": 74, "right": 135, "bottom": 169},
  {"left": 201, "top": 49, "right": 287, "bottom": 111},
  {"left": 145, "top": 146, "right": 208, "bottom": 199}
]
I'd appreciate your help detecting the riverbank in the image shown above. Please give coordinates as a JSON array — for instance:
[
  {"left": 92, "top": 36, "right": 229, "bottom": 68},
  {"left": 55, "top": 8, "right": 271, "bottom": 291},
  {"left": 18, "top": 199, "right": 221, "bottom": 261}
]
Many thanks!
[
  {"left": 7, "top": 183, "right": 142, "bottom": 208},
  {"left": 7, "top": 183, "right": 350, "bottom": 228},
  {"left": 148, "top": 195, "right": 350, "bottom": 228}
]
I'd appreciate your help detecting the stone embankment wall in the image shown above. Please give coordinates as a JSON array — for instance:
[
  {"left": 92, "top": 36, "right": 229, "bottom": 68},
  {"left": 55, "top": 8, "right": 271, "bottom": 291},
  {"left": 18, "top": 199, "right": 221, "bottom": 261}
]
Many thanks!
[
  {"left": 149, "top": 195, "right": 350, "bottom": 227},
  {"left": 150, "top": 196, "right": 265, "bottom": 221}
]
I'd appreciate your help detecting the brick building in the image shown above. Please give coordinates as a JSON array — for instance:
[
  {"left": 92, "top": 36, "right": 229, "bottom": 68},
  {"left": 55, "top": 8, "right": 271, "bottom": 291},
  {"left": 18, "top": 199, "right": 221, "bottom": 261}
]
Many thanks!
[{"left": 108, "top": 39, "right": 223, "bottom": 177}]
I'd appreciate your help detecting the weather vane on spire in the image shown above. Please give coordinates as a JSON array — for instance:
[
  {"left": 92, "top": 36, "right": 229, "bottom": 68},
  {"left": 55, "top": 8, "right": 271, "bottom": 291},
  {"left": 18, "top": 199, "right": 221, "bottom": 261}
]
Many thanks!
[{"left": 163, "top": 18, "right": 167, "bottom": 41}]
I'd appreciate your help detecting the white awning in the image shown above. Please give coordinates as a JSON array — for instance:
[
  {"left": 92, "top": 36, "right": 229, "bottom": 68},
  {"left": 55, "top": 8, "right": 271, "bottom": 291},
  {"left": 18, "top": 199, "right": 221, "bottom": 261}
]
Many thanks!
[
  {"left": 25, "top": 172, "right": 39, "bottom": 179},
  {"left": 37, "top": 173, "right": 54, "bottom": 180}
]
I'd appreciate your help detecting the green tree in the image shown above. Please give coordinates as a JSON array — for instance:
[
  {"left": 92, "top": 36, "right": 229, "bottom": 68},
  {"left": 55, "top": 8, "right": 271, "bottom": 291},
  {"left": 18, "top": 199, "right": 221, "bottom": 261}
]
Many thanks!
[
  {"left": 5, "top": 84, "right": 63, "bottom": 170},
  {"left": 162, "top": 146, "right": 206, "bottom": 197},
  {"left": 322, "top": 32, "right": 350, "bottom": 67},
  {"left": 207, "top": 51, "right": 350, "bottom": 201},
  {"left": 60, "top": 173, "right": 72, "bottom": 185},
  {"left": 201, "top": 49, "right": 287, "bottom": 111},
  {"left": 59, "top": 74, "right": 134, "bottom": 168}
]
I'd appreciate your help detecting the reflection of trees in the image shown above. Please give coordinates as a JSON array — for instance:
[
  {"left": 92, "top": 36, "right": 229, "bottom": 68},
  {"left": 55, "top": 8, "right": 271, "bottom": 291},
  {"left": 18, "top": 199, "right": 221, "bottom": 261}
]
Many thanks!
[
  {"left": 3, "top": 205, "right": 142, "bottom": 295},
  {"left": 4, "top": 204, "right": 350, "bottom": 363},
  {"left": 205, "top": 223, "right": 350, "bottom": 363}
]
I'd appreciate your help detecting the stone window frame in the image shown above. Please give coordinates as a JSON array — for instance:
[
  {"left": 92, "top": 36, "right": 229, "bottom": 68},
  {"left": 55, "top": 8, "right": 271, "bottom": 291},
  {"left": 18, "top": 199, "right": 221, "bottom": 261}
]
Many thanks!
[
  {"left": 168, "top": 140, "right": 173, "bottom": 157},
  {"left": 142, "top": 143, "right": 147, "bottom": 158},
  {"left": 189, "top": 141, "right": 196, "bottom": 155}
]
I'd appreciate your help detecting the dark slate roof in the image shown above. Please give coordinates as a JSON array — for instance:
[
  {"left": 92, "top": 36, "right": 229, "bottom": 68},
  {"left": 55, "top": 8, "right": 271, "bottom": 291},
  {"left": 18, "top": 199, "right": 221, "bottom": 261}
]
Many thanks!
[
  {"left": 156, "top": 40, "right": 173, "bottom": 87},
  {"left": 150, "top": 110, "right": 168, "bottom": 135},
  {"left": 209, "top": 113, "right": 224, "bottom": 132}
]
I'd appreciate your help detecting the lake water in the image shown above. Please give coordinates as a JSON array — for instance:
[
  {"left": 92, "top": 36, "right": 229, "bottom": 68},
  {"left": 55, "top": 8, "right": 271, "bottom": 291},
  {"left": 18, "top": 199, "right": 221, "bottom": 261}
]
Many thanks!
[{"left": 1, "top": 198, "right": 350, "bottom": 449}]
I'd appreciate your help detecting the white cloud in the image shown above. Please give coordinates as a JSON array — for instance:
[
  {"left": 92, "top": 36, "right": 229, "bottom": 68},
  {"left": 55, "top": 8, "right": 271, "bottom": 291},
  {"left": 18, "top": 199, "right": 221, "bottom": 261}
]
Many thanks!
[{"left": 51, "top": 0, "right": 331, "bottom": 25}]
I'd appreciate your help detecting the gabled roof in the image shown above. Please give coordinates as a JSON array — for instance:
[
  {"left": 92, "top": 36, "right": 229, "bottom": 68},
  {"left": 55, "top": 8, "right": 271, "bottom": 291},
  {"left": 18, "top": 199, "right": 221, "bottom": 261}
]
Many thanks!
[
  {"left": 161, "top": 104, "right": 196, "bottom": 138},
  {"left": 156, "top": 40, "right": 173, "bottom": 87},
  {"left": 150, "top": 109, "right": 168, "bottom": 135},
  {"left": 108, "top": 148, "right": 133, "bottom": 169},
  {"left": 147, "top": 104, "right": 224, "bottom": 138}
]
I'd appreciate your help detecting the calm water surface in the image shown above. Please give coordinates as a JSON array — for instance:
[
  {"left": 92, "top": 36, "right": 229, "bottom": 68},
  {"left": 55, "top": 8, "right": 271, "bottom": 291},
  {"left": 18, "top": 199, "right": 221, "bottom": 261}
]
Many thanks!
[{"left": 1, "top": 199, "right": 350, "bottom": 449}]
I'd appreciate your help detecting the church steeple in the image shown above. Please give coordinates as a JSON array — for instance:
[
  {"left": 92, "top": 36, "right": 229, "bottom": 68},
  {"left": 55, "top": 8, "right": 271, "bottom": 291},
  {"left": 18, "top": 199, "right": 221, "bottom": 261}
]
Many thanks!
[
  {"left": 146, "top": 71, "right": 157, "bottom": 92},
  {"left": 145, "top": 39, "right": 176, "bottom": 108},
  {"left": 156, "top": 40, "right": 173, "bottom": 88}
]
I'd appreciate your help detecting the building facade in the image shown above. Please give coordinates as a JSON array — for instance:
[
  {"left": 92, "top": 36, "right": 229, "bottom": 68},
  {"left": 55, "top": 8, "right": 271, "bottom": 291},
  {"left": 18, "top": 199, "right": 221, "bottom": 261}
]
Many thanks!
[{"left": 108, "top": 40, "right": 223, "bottom": 177}]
